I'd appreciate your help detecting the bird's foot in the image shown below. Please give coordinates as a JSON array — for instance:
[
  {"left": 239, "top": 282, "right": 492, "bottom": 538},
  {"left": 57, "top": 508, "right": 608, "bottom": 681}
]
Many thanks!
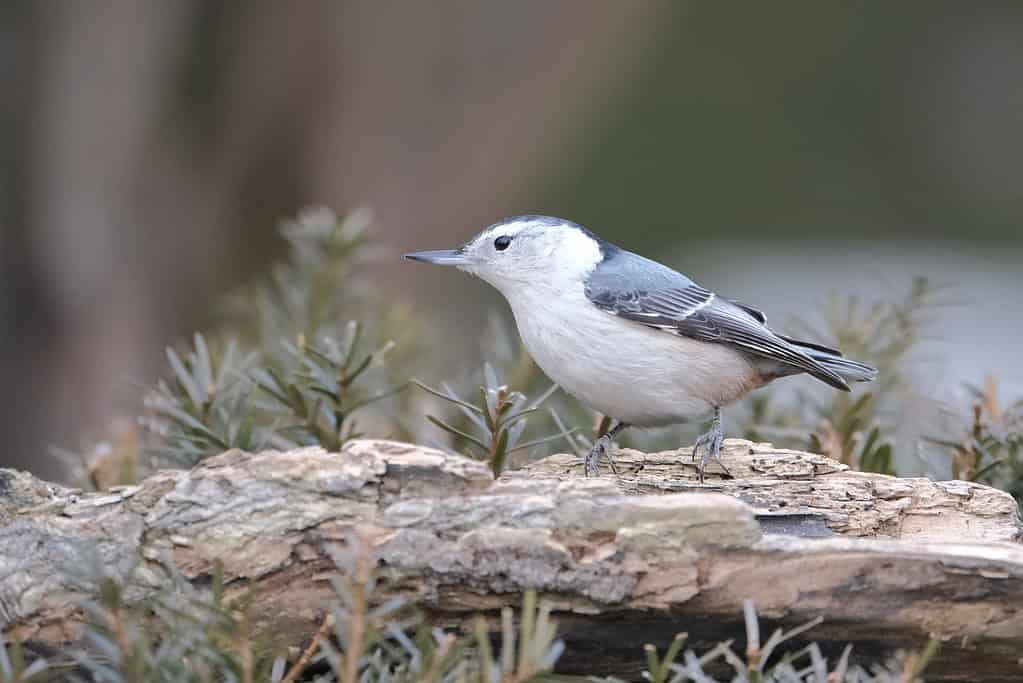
[
  {"left": 583, "top": 434, "right": 619, "bottom": 477},
  {"left": 691, "top": 413, "right": 729, "bottom": 483}
]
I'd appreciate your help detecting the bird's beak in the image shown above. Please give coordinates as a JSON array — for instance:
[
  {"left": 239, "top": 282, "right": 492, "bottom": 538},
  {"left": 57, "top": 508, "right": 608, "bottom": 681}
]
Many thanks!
[{"left": 403, "top": 249, "right": 468, "bottom": 266}]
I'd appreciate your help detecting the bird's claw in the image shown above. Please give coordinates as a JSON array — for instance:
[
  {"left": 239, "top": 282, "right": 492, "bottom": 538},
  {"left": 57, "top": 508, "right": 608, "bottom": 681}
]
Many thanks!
[
  {"left": 583, "top": 434, "right": 619, "bottom": 477},
  {"left": 692, "top": 419, "right": 729, "bottom": 484}
]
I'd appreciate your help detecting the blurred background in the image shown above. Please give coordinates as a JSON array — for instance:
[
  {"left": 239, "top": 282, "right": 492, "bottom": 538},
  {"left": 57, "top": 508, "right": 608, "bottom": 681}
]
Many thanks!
[{"left": 2, "top": 1, "right": 1022, "bottom": 479}]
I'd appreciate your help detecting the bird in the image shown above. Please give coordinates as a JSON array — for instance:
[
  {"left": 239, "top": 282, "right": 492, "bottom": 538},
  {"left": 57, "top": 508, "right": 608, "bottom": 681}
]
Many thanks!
[{"left": 405, "top": 215, "right": 877, "bottom": 481}]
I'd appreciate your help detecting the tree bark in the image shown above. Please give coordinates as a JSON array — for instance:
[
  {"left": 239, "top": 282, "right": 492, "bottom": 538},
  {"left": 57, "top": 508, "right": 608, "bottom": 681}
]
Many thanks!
[
  {"left": 2, "top": 439, "right": 1022, "bottom": 681},
  {"left": 517, "top": 440, "right": 1023, "bottom": 543}
]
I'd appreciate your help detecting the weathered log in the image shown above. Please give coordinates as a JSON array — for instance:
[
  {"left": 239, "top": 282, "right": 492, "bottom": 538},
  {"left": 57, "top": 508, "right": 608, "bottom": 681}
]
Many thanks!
[
  {"left": 517, "top": 440, "right": 1023, "bottom": 543},
  {"left": 1, "top": 439, "right": 1022, "bottom": 681}
]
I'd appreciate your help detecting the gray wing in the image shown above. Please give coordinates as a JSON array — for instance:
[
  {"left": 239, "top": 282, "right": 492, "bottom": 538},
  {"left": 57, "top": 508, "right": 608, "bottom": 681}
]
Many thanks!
[
  {"left": 730, "top": 300, "right": 848, "bottom": 357},
  {"left": 584, "top": 253, "right": 849, "bottom": 390}
]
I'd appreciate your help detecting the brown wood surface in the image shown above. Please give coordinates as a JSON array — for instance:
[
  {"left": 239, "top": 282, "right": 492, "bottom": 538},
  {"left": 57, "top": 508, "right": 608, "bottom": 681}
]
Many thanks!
[{"left": 1, "top": 439, "right": 1021, "bottom": 681}]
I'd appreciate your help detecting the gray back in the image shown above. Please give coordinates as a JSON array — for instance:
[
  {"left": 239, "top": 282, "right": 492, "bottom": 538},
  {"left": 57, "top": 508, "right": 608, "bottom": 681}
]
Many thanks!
[{"left": 584, "top": 245, "right": 694, "bottom": 304}]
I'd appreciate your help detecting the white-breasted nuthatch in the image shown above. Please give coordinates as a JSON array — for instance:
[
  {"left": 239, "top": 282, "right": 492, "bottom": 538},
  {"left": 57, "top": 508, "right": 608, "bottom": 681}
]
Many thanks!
[{"left": 406, "top": 215, "right": 876, "bottom": 480}]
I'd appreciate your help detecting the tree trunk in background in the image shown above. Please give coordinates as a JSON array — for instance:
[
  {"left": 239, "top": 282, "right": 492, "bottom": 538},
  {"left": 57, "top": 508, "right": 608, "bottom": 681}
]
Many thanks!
[{"left": 0, "top": 0, "right": 668, "bottom": 476}]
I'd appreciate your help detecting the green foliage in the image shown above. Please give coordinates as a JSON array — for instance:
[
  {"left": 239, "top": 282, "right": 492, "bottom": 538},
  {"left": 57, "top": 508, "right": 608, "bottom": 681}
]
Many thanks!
[
  {"left": 252, "top": 324, "right": 402, "bottom": 451},
  {"left": 806, "top": 396, "right": 894, "bottom": 476},
  {"left": 129, "top": 209, "right": 405, "bottom": 472},
  {"left": 1, "top": 537, "right": 565, "bottom": 683},
  {"left": 143, "top": 325, "right": 403, "bottom": 469},
  {"left": 413, "top": 364, "right": 571, "bottom": 475},
  {"left": 145, "top": 335, "right": 270, "bottom": 469},
  {"left": 2, "top": 563, "right": 939, "bottom": 683},
  {"left": 318, "top": 540, "right": 563, "bottom": 683},
  {"left": 597, "top": 600, "right": 937, "bottom": 683},
  {"left": 928, "top": 377, "right": 1023, "bottom": 507},
  {"left": 0, "top": 639, "right": 49, "bottom": 683},
  {"left": 792, "top": 277, "right": 945, "bottom": 472},
  {"left": 789, "top": 276, "right": 940, "bottom": 392},
  {"left": 70, "top": 571, "right": 282, "bottom": 683},
  {"left": 223, "top": 207, "right": 375, "bottom": 353},
  {"left": 59, "top": 207, "right": 408, "bottom": 485}
]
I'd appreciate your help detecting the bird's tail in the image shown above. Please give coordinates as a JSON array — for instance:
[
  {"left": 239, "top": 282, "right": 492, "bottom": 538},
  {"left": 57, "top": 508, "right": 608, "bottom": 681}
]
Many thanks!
[
  {"left": 812, "top": 354, "right": 878, "bottom": 383},
  {"left": 780, "top": 335, "right": 878, "bottom": 384}
]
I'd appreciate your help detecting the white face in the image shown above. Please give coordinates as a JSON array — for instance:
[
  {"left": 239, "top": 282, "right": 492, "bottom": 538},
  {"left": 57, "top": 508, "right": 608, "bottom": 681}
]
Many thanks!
[{"left": 451, "top": 217, "right": 604, "bottom": 294}]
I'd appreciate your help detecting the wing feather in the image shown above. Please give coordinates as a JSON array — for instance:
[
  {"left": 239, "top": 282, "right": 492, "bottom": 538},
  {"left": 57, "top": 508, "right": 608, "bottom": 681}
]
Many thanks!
[{"left": 586, "top": 281, "right": 850, "bottom": 391}]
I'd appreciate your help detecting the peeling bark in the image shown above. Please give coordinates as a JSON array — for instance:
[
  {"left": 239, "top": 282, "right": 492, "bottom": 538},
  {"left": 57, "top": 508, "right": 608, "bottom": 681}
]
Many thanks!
[
  {"left": 1, "top": 439, "right": 1022, "bottom": 681},
  {"left": 517, "top": 440, "right": 1023, "bottom": 543}
]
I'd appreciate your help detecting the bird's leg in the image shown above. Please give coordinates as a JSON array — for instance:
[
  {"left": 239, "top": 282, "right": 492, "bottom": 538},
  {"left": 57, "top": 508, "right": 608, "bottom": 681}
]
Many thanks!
[
  {"left": 691, "top": 406, "right": 729, "bottom": 483},
  {"left": 584, "top": 421, "right": 628, "bottom": 477}
]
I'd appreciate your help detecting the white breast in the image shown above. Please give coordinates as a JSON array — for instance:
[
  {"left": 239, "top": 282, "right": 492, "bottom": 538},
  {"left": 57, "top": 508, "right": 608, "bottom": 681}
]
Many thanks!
[{"left": 504, "top": 280, "right": 761, "bottom": 426}]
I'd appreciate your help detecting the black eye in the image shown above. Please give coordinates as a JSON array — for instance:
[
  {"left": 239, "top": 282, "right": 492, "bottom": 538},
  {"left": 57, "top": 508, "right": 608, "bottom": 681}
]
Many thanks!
[{"left": 494, "top": 235, "right": 512, "bottom": 251}]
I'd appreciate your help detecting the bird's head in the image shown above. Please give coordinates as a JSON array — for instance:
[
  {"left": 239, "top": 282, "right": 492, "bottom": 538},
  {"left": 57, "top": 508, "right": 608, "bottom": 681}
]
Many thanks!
[{"left": 404, "top": 215, "right": 608, "bottom": 295}]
